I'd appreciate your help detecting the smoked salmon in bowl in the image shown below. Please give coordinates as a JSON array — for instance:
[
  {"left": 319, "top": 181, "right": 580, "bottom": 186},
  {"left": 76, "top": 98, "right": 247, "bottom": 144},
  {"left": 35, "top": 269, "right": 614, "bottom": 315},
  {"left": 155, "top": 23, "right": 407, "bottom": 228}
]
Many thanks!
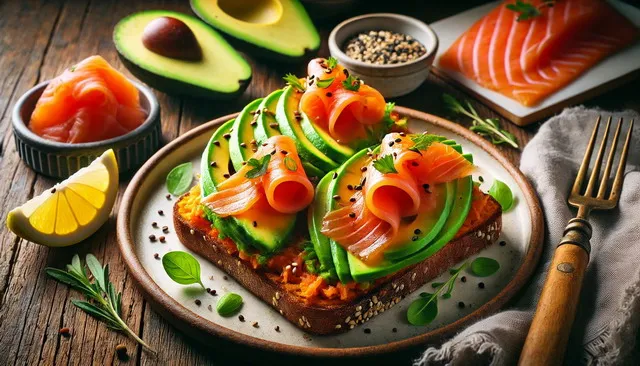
[{"left": 12, "top": 56, "right": 160, "bottom": 179}]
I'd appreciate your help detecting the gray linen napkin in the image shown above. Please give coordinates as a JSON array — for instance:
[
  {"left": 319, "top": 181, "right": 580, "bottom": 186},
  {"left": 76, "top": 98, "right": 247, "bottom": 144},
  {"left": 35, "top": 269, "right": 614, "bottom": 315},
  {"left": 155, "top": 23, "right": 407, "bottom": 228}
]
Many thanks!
[{"left": 415, "top": 107, "right": 640, "bottom": 366}]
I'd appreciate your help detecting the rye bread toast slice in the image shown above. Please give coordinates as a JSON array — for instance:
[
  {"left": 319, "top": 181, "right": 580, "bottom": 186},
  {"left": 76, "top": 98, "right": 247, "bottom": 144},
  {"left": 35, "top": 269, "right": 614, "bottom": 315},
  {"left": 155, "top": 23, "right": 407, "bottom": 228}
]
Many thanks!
[{"left": 173, "top": 194, "right": 502, "bottom": 335}]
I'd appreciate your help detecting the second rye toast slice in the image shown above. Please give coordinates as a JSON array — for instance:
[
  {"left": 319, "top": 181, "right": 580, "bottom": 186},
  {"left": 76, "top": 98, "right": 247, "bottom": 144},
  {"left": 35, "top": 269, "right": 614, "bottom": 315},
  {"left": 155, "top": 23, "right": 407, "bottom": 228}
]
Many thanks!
[{"left": 173, "top": 187, "right": 502, "bottom": 335}]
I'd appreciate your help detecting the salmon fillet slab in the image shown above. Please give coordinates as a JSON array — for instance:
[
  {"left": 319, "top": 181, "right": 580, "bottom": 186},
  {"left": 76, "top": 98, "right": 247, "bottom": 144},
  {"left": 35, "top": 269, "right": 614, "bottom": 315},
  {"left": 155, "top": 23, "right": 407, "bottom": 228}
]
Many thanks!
[{"left": 439, "top": 0, "right": 639, "bottom": 107}]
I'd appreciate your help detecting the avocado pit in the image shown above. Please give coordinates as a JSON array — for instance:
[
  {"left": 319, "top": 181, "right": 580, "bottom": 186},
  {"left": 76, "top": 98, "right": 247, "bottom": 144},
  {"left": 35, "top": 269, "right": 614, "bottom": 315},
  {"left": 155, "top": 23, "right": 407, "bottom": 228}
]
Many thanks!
[{"left": 142, "top": 16, "right": 202, "bottom": 61}]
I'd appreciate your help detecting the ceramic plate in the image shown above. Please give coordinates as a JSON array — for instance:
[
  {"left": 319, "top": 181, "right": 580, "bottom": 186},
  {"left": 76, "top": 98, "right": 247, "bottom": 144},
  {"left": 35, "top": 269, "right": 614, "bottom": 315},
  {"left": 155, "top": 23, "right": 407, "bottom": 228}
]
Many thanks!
[
  {"left": 117, "top": 108, "right": 543, "bottom": 357},
  {"left": 431, "top": 0, "right": 640, "bottom": 126}
]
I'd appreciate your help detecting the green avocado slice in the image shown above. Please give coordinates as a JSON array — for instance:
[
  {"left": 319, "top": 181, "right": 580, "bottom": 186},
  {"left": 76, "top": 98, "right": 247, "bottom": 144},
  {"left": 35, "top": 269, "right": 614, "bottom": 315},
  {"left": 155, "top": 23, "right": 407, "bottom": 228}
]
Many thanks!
[
  {"left": 254, "top": 89, "right": 324, "bottom": 179},
  {"left": 190, "top": 0, "right": 320, "bottom": 60},
  {"left": 308, "top": 172, "right": 338, "bottom": 280},
  {"left": 348, "top": 176, "right": 474, "bottom": 282},
  {"left": 200, "top": 119, "right": 296, "bottom": 253},
  {"left": 300, "top": 111, "right": 354, "bottom": 163},
  {"left": 276, "top": 86, "right": 338, "bottom": 173},
  {"left": 229, "top": 98, "right": 263, "bottom": 171},
  {"left": 114, "top": 10, "right": 251, "bottom": 99}
]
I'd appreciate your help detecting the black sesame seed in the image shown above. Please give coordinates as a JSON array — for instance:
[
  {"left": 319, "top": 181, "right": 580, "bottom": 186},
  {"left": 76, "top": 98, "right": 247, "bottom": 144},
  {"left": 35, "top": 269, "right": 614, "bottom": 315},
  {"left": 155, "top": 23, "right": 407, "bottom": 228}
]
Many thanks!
[
  {"left": 399, "top": 132, "right": 406, "bottom": 137},
  {"left": 158, "top": 210, "right": 164, "bottom": 215},
  {"left": 275, "top": 326, "right": 280, "bottom": 332},
  {"left": 458, "top": 301, "right": 465, "bottom": 309},
  {"left": 213, "top": 140, "right": 220, "bottom": 146},
  {"left": 333, "top": 172, "right": 338, "bottom": 179},
  {"left": 271, "top": 150, "right": 277, "bottom": 155},
  {"left": 461, "top": 276, "right": 467, "bottom": 283},
  {"left": 333, "top": 195, "right": 341, "bottom": 201},
  {"left": 499, "top": 241, "right": 506, "bottom": 246},
  {"left": 395, "top": 138, "right": 402, "bottom": 143},
  {"left": 479, "top": 176, "right": 484, "bottom": 183},
  {"left": 347, "top": 184, "right": 354, "bottom": 190},
  {"left": 392, "top": 327, "right": 398, "bottom": 333},
  {"left": 364, "top": 328, "right": 371, "bottom": 334},
  {"left": 210, "top": 161, "right": 217, "bottom": 167},
  {"left": 414, "top": 229, "right": 421, "bottom": 235},
  {"left": 223, "top": 275, "right": 228, "bottom": 280},
  {"left": 152, "top": 222, "right": 158, "bottom": 228},
  {"left": 281, "top": 150, "right": 288, "bottom": 155},
  {"left": 223, "top": 133, "right": 231, "bottom": 139},
  {"left": 360, "top": 166, "right": 368, "bottom": 172},
  {"left": 343, "top": 69, "right": 349, "bottom": 77},
  {"left": 195, "top": 299, "right": 201, "bottom": 306},
  {"left": 240, "top": 142, "right": 247, "bottom": 148},
  {"left": 388, "top": 141, "right": 395, "bottom": 147},
  {"left": 354, "top": 185, "right": 363, "bottom": 191},
  {"left": 411, "top": 236, "right": 419, "bottom": 241},
  {"left": 326, "top": 92, "right": 333, "bottom": 97},
  {"left": 51, "top": 188, "right": 57, "bottom": 194},
  {"left": 269, "top": 123, "right": 279, "bottom": 129},
  {"left": 252, "top": 221, "right": 257, "bottom": 227},
  {"left": 153, "top": 253, "right": 160, "bottom": 259},
  {"left": 411, "top": 161, "right": 419, "bottom": 167},
  {"left": 349, "top": 212, "right": 356, "bottom": 218},
  {"left": 239, "top": 315, "right": 245, "bottom": 322},
  {"left": 223, "top": 173, "right": 230, "bottom": 178},
  {"left": 166, "top": 194, "right": 171, "bottom": 200},
  {"left": 350, "top": 197, "right": 357, "bottom": 202},
  {"left": 250, "top": 120, "right": 258, "bottom": 126},
  {"left": 478, "top": 282, "right": 485, "bottom": 289}
]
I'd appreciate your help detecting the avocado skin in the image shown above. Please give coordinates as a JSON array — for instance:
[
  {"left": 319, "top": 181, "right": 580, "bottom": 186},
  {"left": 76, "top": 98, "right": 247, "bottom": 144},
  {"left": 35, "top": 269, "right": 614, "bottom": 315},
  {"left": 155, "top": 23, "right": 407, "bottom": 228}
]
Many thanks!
[{"left": 117, "top": 55, "right": 251, "bottom": 100}]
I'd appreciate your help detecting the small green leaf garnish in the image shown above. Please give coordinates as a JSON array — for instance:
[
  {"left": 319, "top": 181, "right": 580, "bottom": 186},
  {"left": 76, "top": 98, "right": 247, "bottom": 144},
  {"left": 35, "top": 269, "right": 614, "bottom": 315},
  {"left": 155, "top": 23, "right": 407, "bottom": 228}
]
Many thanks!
[
  {"left": 407, "top": 262, "right": 467, "bottom": 326},
  {"left": 283, "top": 73, "right": 306, "bottom": 92},
  {"left": 216, "top": 293, "right": 243, "bottom": 316},
  {"left": 326, "top": 56, "right": 338, "bottom": 69},
  {"left": 316, "top": 77, "right": 335, "bottom": 89},
  {"left": 443, "top": 94, "right": 519, "bottom": 149},
  {"left": 372, "top": 154, "right": 397, "bottom": 174},
  {"left": 166, "top": 162, "right": 193, "bottom": 196},
  {"left": 69, "top": 65, "right": 76, "bottom": 72},
  {"left": 506, "top": 0, "right": 555, "bottom": 21},
  {"left": 245, "top": 155, "right": 271, "bottom": 179},
  {"left": 470, "top": 257, "right": 500, "bottom": 277},
  {"left": 408, "top": 134, "right": 446, "bottom": 154},
  {"left": 45, "top": 255, "right": 153, "bottom": 351},
  {"left": 488, "top": 179, "right": 514, "bottom": 211},
  {"left": 162, "top": 251, "right": 205, "bottom": 289},
  {"left": 283, "top": 155, "right": 298, "bottom": 172},
  {"left": 342, "top": 74, "right": 361, "bottom": 92}
]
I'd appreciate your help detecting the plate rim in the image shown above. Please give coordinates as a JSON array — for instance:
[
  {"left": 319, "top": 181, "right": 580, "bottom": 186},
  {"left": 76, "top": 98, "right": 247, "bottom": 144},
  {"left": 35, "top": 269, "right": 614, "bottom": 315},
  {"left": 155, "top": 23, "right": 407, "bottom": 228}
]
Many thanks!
[{"left": 117, "top": 107, "right": 544, "bottom": 358}]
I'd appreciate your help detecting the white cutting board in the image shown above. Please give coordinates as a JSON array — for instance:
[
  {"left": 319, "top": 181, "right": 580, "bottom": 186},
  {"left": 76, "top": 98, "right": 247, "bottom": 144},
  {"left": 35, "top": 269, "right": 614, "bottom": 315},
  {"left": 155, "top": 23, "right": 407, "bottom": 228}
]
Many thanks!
[{"left": 430, "top": 0, "right": 640, "bottom": 126}]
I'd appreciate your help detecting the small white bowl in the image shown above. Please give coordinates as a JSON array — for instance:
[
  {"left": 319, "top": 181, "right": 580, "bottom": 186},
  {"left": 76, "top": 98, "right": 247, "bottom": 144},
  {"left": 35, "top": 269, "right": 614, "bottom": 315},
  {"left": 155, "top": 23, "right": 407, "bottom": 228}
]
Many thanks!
[{"left": 328, "top": 13, "right": 439, "bottom": 98}]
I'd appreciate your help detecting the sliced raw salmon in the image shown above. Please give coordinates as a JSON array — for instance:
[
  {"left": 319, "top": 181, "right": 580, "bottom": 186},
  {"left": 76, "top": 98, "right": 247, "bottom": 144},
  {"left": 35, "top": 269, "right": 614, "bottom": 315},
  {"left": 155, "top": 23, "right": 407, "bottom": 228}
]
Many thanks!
[
  {"left": 29, "top": 55, "right": 147, "bottom": 143},
  {"left": 439, "top": 0, "right": 639, "bottom": 106},
  {"left": 203, "top": 135, "right": 315, "bottom": 216},
  {"left": 300, "top": 58, "right": 386, "bottom": 143},
  {"left": 321, "top": 133, "right": 474, "bottom": 263}
]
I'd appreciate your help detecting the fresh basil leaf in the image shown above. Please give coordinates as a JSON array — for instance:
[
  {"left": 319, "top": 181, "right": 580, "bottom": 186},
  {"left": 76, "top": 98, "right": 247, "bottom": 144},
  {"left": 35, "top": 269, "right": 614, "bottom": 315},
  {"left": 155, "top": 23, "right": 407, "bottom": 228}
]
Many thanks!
[
  {"left": 284, "top": 156, "right": 298, "bottom": 172},
  {"left": 372, "top": 154, "right": 397, "bottom": 174},
  {"left": 162, "top": 251, "right": 204, "bottom": 289},
  {"left": 489, "top": 179, "right": 514, "bottom": 211},
  {"left": 407, "top": 296, "right": 438, "bottom": 326},
  {"left": 316, "top": 77, "right": 335, "bottom": 89},
  {"left": 166, "top": 162, "right": 193, "bottom": 196},
  {"left": 86, "top": 254, "right": 106, "bottom": 292},
  {"left": 216, "top": 293, "right": 243, "bottom": 316},
  {"left": 245, "top": 155, "right": 271, "bottom": 179},
  {"left": 470, "top": 257, "right": 500, "bottom": 277}
]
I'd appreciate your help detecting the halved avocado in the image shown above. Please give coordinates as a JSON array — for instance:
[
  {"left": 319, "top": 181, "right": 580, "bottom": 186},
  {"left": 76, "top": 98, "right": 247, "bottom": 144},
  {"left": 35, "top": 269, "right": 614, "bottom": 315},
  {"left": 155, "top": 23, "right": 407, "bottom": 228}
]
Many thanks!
[
  {"left": 229, "top": 98, "right": 263, "bottom": 171},
  {"left": 254, "top": 89, "right": 324, "bottom": 179},
  {"left": 308, "top": 171, "right": 338, "bottom": 280},
  {"left": 200, "top": 120, "right": 296, "bottom": 253},
  {"left": 114, "top": 10, "right": 251, "bottom": 99},
  {"left": 348, "top": 176, "right": 473, "bottom": 282},
  {"left": 276, "top": 86, "right": 338, "bottom": 173},
  {"left": 190, "top": 0, "right": 320, "bottom": 61}
]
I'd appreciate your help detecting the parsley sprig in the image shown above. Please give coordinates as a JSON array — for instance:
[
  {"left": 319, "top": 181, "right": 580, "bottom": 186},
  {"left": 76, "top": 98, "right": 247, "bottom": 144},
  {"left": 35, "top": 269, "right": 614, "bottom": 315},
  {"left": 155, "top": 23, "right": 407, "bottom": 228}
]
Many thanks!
[
  {"left": 342, "top": 75, "right": 361, "bottom": 92},
  {"left": 409, "top": 134, "right": 447, "bottom": 154},
  {"left": 443, "top": 94, "right": 519, "bottom": 149},
  {"left": 45, "top": 254, "right": 154, "bottom": 352},
  {"left": 283, "top": 73, "right": 306, "bottom": 92},
  {"left": 506, "top": 0, "right": 556, "bottom": 21},
  {"left": 245, "top": 155, "right": 271, "bottom": 179},
  {"left": 326, "top": 56, "right": 338, "bottom": 69},
  {"left": 372, "top": 154, "right": 398, "bottom": 174}
]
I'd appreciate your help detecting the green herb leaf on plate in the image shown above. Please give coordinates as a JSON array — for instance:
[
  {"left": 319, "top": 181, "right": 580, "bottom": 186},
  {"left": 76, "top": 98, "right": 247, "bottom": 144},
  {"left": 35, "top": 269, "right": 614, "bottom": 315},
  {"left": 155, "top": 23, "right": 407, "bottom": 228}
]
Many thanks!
[
  {"left": 342, "top": 74, "right": 361, "bottom": 92},
  {"left": 283, "top": 73, "right": 306, "bottom": 92},
  {"left": 284, "top": 155, "right": 298, "bottom": 172},
  {"left": 326, "top": 56, "right": 338, "bottom": 69},
  {"left": 470, "top": 257, "right": 500, "bottom": 277},
  {"left": 372, "top": 154, "right": 397, "bottom": 174},
  {"left": 407, "top": 295, "right": 438, "bottom": 325},
  {"left": 316, "top": 77, "right": 335, "bottom": 89},
  {"left": 216, "top": 293, "right": 243, "bottom": 316},
  {"left": 489, "top": 179, "right": 514, "bottom": 211},
  {"left": 166, "top": 162, "right": 193, "bottom": 196},
  {"left": 245, "top": 154, "right": 271, "bottom": 179},
  {"left": 409, "top": 134, "right": 446, "bottom": 154},
  {"left": 162, "top": 251, "right": 205, "bottom": 289}
]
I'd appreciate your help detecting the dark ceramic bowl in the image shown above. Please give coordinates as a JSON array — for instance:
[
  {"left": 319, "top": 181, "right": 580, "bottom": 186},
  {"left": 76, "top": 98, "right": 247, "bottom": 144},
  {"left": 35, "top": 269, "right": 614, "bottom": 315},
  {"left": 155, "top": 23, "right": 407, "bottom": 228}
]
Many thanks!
[{"left": 12, "top": 80, "right": 161, "bottom": 180}]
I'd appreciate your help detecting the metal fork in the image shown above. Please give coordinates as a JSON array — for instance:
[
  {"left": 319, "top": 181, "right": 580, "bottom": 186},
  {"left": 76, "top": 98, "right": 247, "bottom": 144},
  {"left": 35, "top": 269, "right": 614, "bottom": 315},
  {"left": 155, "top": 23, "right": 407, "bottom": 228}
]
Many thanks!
[{"left": 519, "top": 116, "right": 634, "bottom": 366}]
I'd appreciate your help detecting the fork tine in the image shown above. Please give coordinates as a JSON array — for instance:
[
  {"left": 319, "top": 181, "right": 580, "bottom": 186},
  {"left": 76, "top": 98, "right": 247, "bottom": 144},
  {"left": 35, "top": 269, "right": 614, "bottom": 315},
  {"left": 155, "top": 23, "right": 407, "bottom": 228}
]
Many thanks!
[
  {"left": 572, "top": 116, "right": 601, "bottom": 196},
  {"left": 609, "top": 119, "right": 634, "bottom": 202},
  {"left": 597, "top": 118, "right": 623, "bottom": 199},
  {"left": 584, "top": 116, "right": 611, "bottom": 197}
]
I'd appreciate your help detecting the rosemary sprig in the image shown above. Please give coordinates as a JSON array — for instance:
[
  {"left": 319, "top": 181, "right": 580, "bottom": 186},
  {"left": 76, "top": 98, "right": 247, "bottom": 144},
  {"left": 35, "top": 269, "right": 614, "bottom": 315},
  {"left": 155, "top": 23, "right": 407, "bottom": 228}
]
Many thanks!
[
  {"left": 45, "top": 254, "right": 154, "bottom": 352},
  {"left": 443, "top": 94, "right": 519, "bottom": 149}
]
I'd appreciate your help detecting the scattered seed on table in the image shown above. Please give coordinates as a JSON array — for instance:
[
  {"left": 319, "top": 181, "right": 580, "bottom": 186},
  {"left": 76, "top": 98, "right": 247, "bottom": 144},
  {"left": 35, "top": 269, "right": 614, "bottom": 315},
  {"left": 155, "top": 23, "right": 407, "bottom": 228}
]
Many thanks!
[
  {"left": 210, "top": 289, "right": 217, "bottom": 296},
  {"left": 165, "top": 194, "right": 171, "bottom": 200},
  {"left": 162, "top": 226, "right": 169, "bottom": 233},
  {"left": 59, "top": 327, "right": 70, "bottom": 337},
  {"left": 252, "top": 321, "right": 259, "bottom": 328},
  {"left": 344, "top": 30, "right": 427, "bottom": 65},
  {"left": 274, "top": 326, "right": 280, "bottom": 332},
  {"left": 206, "top": 287, "right": 211, "bottom": 293},
  {"left": 151, "top": 222, "right": 158, "bottom": 228},
  {"left": 157, "top": 210, "right": 164, "bottom": 216},
  {"left": 478, "top": 282, "right": 485, "bottom": 289},
  {"left": 195, "top": 299, "right": 201, "bottom": 306},
  {"left": 149, "top": 234, "right": 156, "bottom": 242},
  {"left": 159, "top": 236, "right": 166, "bottom": 243},
  {"left": 115, "top": 344, "right": 128, "bottom": 361},
  {"left": 239, "top": 315, "right": 245, "bottom": 322},
  {"left": 154, "top": 253, "right": 160, "bottom": 260}
]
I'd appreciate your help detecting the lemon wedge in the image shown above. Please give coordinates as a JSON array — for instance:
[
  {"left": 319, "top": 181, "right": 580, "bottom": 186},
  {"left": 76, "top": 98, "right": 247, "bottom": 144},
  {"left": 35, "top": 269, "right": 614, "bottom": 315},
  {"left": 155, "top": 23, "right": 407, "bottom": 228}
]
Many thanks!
[{"left": 6, "top": 149, "right": 119, "bottom": 247}]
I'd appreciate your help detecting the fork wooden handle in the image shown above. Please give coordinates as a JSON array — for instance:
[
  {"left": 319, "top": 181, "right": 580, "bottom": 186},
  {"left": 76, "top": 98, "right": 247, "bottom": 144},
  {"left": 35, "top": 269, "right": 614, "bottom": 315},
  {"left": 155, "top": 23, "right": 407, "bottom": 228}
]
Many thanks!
[{"left": 519, "top": 221, "right": 591, "bottom": 365}]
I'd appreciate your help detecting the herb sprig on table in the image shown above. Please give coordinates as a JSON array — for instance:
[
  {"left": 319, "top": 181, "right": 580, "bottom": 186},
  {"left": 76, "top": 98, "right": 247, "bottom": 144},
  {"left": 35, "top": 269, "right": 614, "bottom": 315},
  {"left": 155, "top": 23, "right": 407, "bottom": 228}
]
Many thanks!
[
  {"left": 506, "top": 0, "right": 557, "bottom": 21},
  {"left": 443, "top": 94, "right": 519, "bottom": 149},
  {"left": 45, "top": 254, "right": 154, "bottom": 352}
]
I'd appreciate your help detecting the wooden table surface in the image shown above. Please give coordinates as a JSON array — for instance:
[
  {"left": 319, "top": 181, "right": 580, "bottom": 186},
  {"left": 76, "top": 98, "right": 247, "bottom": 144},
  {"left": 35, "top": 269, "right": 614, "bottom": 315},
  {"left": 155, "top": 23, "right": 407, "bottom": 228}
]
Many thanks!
[{"left": 1, "top": 1, "right": 638, "bottom": 365}]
